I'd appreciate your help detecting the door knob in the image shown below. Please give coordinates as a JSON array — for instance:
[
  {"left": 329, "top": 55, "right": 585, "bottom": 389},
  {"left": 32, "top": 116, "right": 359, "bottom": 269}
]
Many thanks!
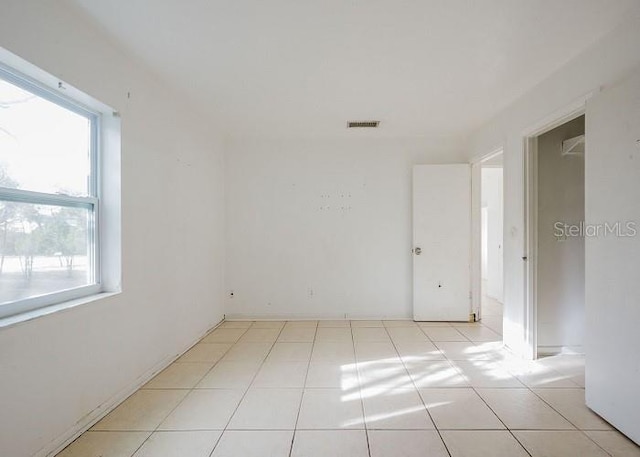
[{"left": 414, "top": 247, "right": 422, "bottom": 255}]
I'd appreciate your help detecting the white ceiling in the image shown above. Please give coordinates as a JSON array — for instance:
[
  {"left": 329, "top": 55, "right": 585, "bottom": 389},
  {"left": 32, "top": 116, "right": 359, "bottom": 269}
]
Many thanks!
[{"left": 69, "top": 0, "right": 636, "bottom": 141}]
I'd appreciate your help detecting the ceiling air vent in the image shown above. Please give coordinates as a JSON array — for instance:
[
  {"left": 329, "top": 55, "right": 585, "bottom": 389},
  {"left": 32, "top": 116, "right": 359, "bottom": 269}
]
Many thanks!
[{"left": 347, "top": 120, "right": 380, "bottom": 129}]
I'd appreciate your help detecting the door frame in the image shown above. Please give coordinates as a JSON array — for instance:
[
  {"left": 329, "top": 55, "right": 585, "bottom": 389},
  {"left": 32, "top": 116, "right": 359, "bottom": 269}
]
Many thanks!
[
  {"left": 470, "top": 149, "right": 504, "bottom": 322},
  {"left": 521, "top": 95, "right": 591, "bottom": 359}
]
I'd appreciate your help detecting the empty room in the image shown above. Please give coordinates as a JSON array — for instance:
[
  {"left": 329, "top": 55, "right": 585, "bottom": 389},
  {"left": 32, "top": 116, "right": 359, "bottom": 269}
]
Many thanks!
[{"left": 1, "top": 1, "right": 639, "bottom": 456}]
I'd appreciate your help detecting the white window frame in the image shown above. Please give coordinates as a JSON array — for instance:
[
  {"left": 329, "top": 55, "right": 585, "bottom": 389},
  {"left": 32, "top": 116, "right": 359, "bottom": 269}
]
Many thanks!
[{"left": 0, "top": 63, "right": 102, "bottom": 319}]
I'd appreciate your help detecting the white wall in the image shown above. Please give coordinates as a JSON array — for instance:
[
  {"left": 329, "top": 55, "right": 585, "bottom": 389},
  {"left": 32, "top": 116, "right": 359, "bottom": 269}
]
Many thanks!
[
  {"left": 537, "top": 116, "right": 585, "bottom": 353},
  {"left": 481, "top": 167, "right": 503, "bottom": 303},
  {"left": 465, "top": 12, "right": 640, "bottom": 358},
  {"left": 225, "top": 137, "right": 465, "bottom": 319},
  {"left": 481, "top": 207, "right": 488, "bottom": 278},
  {"left": 0, "top": 2, "right": 226, "bottom": 457},
  {"left": 585, "top": 68, "right": 640, "bottom": 444}
]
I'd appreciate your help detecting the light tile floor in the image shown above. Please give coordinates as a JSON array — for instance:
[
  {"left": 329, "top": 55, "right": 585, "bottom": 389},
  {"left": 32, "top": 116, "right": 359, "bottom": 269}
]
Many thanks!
[{"left": 57, "top": 319, "right": 640, "bottom": 457}]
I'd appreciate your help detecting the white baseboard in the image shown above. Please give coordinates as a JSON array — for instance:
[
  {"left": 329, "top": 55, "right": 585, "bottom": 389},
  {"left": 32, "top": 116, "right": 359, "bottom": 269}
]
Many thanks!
[
  {"left": 37, "top": 318, "right": 224, "bottom": 457},
  {"left": 223, "top": 313, "right": 413, "bottom": 321},
  {"left": 537, "top": 345, "right": 584, "bottom": 356}
]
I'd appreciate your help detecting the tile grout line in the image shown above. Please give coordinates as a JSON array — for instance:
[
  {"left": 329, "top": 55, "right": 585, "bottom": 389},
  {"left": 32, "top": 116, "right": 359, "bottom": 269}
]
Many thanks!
[
  {"left": 351, "top": 321, "right": 374, "bottom": 457},
  {"left": 420, "top": 322, "right": 565, "bottom": 456},
  {"left": 426, "top": 325, "right": 537, "bottom": 457},
  {"left": 426, "top": 328, "right": 604, "bottom": 456},
  {"left": 88, "top": 425, "right": 614, "bottom": 433},
  {"left": 466, "top": 383, "right": 533, "bottom": 457},
  {"left": 494, "top": 355, "right": 599, "bottom": 439},
  {"left": 77, "top": 322, "right": 235, "bottom": 455},
  {"left": 383, "top": 323, "right": 453, "bottom": 457},
  {"left": 206, "top": 321, "right": 287, "bottom": 457},
  {"left": 517, "top": 380, "right": 615, "bottom": 456},
  {"left": 418, "top": 321, "right": 476, "bottom": 345},
  {"left": 468, "top": 339, "right": 609, "bottom": 455},
  {"left": 287, "top": 321, "right": 319, "bottom": 457},
  {"left": 122, "top": 324, "right": 251, "bottom": 457},
  {"left": 421, "top": 323, "right": 534, "bottom": 456},
  {"left": 70, "top": 320, "right": 608, "bottom": 457},
  {"left": 190, "top": 324, "right": 252, "bottom": 381}
]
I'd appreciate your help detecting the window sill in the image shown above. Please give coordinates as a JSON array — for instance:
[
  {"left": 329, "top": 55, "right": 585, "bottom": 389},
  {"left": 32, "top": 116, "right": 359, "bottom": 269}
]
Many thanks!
[{"left": 0, "top": 291, "right": 121, "bottom": 330}]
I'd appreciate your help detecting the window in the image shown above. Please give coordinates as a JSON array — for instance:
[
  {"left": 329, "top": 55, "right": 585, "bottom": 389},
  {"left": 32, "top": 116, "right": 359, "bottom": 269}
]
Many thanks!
[{"left": 0, "top": 64, "right": 101, "bottom": 318}]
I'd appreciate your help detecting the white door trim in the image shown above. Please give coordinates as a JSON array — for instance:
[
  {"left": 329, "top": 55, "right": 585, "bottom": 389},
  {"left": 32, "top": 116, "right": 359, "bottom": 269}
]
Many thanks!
[
  {"left": 470, "top": 148, "right": 504, "bottom": 322},
  {"left": 470, "top": 161, "right": 482, "bottom": 319},
  {"left": 521, "top": 92, "right": 593, "bottom": 359},
  {"left": 523, "top": 134, "right": 539, "bottom": 360}
]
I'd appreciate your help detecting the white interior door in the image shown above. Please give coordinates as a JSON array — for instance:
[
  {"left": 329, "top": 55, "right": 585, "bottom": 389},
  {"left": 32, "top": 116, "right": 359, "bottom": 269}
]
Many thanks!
[
  {"left": 413, "top": 164, "right": 471, "bottom": 321},
  {"left": 584, "top": 71, "right": 640, "bottom": 444}
]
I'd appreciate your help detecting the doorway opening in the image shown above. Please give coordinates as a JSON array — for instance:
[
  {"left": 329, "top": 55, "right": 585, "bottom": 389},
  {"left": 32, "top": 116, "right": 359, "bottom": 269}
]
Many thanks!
[
  {"left": 479, "top": 153, "right": 504, "bottom": 335},
  {"left": 533, "top": 115, "right": 586, "bottom": 357}
]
